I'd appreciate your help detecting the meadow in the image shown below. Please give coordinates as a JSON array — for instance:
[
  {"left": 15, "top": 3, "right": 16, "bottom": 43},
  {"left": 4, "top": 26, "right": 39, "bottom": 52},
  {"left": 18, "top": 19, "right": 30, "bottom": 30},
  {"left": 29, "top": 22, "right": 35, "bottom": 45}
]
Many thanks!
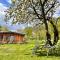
[{"left": 0, "top": 40, "right": 60, "bottom": 60}]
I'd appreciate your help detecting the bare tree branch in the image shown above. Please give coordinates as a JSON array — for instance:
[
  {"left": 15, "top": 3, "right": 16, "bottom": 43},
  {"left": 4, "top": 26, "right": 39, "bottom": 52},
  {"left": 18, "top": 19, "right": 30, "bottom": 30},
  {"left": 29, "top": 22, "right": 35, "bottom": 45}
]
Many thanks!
[
  {"left": 33, "top": 6, "right": 42, "bottom": 19},
  {"left": 43, "top": 0, "right": 48, "bottom": 5},
  {"left": 40, "top": 0, "right": 43, "bottom": 6},
  {"left": 45, "top": 1, "right": 56, "bottom": 15}
]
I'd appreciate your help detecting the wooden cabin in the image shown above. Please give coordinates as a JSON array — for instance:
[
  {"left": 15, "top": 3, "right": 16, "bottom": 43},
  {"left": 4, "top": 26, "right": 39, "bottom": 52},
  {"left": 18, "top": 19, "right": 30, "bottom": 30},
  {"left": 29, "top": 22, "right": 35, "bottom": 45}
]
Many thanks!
[{"left": 0, "top": 32, "right": 25, "bottom": 44}]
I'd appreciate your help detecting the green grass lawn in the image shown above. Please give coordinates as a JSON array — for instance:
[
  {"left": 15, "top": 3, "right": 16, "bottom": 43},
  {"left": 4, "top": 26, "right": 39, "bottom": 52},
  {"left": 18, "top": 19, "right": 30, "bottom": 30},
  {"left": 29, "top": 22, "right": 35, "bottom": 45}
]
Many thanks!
[{"left": 0, "top": 42, "right": 60, "bottom": 60}]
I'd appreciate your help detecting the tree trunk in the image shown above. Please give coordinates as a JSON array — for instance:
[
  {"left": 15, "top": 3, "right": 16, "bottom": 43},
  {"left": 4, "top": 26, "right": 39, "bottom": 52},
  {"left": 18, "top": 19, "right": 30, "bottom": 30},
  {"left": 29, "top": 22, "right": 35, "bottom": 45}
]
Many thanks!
[
  {"left": 49, "top": 20, "right": 59, "bottom": 45},
  {"left": 44, "top": 20, "right": 53, "bottom": 46},
  {"left": 40, "top": 4, "right": 52, "bottom": 46}
]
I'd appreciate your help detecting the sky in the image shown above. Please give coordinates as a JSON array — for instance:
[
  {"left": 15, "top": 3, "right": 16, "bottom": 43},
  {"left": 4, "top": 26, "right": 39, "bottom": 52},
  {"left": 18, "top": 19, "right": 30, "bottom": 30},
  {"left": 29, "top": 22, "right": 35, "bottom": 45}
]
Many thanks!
[
  {"left": 0, "top": 0, "right": 60, "bottom": 31},
  {"left": 0, "top": 0, "right": 25, "bottom": 31}
]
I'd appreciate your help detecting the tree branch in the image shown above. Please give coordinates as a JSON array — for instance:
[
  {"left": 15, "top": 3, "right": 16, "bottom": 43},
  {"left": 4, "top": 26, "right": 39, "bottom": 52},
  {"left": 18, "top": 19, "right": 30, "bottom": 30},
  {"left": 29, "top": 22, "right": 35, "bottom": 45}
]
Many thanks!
[
  {"left": 40, "top": 0, "right": 43, "bottom": 6},
  {"left": 45, "top": 1, "right": 56, "bottom": 15},
  {"left": 43, "top": 0, "right": 48, "bottom": 5},
  {"left": 33, "top": 6, "right": 42, "bottom": 19},
  {"left": 29, "top": 0, "right": 43, "bottom": 20}
]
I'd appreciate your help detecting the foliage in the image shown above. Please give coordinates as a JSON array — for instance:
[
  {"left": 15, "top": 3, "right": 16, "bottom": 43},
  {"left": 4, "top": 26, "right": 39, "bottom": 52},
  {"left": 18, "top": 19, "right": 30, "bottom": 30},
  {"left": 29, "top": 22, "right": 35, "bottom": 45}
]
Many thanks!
[
  {"left": 5, "top": 0, "right": 60, "bottom": 46},
  {"left": 17, "top": 19, "right": 60, "bottom": 41},
  {"left": 0, "top": 25, "right": 9, "bottom": 32},
  {"left": 5, "top": 0, "right": 60, "bottom": 24},
  {"left": 23, "top": 27, "right": 33, "bottom": 37}
]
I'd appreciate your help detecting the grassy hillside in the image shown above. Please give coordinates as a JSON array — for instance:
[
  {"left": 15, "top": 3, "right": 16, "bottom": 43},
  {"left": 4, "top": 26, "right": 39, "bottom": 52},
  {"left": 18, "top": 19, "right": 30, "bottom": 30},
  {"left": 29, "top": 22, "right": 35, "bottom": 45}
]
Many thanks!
[{"left": 0, "top": 43, "right": 60, "bottom": 60}]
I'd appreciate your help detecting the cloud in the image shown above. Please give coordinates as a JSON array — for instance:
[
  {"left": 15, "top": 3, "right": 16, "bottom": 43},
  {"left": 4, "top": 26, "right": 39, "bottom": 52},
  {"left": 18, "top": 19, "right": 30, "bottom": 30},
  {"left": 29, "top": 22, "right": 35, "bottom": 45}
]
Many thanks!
[
  {"left": 0, "top": 3, "right": 8, "bottom": 15},
  {"left": 7, "top": 0, "right": 12, "bottom": 4},
  {"left": 53, "top": 6, "right": 60, "bottom": 18},
  {"left": 0, "top": 3, "right": 8, "bottom": 25}
]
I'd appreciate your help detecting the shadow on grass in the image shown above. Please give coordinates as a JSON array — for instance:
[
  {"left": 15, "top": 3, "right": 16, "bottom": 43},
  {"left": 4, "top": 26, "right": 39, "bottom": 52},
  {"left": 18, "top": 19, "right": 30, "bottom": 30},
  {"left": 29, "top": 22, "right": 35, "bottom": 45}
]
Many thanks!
[
  {"left": 35, "top": 51, "right": 60, "bottom": 57},
  {"left": 24, "top": 51, "right": 60, "bottom": 57}
]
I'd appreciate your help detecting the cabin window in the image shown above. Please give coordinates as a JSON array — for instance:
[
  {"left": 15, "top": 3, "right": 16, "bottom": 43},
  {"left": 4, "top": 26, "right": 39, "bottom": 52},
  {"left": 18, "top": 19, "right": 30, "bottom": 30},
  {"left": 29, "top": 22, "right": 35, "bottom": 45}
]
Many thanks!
[
  {"left": 0, "top": 35, "right": 3, "bottom": 41},
  {"left": 10, "top": 36, "right": 15, "bottom": 40},
  {"left": 5, "top": 36, "right": 10, "bottom": 41},
  {"left": 8, "top": 36, "right": 15, "bottom": 43},
  {"left": 4, "top": 36, "right": 15, "bottom": 43}
]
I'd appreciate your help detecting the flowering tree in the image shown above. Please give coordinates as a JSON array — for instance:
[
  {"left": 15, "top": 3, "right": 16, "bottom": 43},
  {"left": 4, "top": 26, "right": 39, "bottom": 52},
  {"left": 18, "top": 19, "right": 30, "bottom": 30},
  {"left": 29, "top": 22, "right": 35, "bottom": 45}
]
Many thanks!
[{"left": 5, "top": 0, "right": 60, "bottom": 46}]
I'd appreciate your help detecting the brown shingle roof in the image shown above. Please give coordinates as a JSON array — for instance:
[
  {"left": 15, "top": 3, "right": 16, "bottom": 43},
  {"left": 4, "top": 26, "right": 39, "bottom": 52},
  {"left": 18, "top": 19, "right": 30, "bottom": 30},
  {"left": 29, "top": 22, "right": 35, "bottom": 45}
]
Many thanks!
[{"left": 0, "top": 31, "right": 25, "bottom": 36}]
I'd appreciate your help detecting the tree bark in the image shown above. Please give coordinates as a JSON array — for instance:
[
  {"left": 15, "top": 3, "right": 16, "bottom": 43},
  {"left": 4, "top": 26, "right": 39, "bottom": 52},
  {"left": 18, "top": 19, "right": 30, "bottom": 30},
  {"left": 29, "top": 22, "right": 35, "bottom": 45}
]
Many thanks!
[
  {"left": 49, "top": 20, "right": 59, "bottom": 45},
  {"left": 44, "top": 20, "right": 53, "bottom": 46},
  {"left": 40, "top": 4, "right": 53, "bottom": 46}
]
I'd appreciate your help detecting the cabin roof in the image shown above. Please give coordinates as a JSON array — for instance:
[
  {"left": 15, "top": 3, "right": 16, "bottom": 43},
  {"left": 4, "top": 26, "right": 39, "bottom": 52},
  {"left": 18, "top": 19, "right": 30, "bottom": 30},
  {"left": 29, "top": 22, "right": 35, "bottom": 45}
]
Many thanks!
[{"left": 0, "top": 31, "right": 25, "bottom": 36}]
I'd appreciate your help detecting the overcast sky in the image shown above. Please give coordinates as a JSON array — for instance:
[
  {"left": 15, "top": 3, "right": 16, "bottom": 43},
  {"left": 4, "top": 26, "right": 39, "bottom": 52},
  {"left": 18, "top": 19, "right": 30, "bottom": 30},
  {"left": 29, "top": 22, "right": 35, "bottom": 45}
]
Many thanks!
[{"left": 0, "top": 0, "right": 60, "bottom": 31}]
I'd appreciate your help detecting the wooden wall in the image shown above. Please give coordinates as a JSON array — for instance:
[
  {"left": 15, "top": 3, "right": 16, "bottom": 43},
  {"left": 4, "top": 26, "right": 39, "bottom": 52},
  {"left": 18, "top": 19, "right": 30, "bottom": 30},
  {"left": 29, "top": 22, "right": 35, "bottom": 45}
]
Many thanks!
[{"left": 0, "top": 33, "right": 25, "bottom": 44}]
